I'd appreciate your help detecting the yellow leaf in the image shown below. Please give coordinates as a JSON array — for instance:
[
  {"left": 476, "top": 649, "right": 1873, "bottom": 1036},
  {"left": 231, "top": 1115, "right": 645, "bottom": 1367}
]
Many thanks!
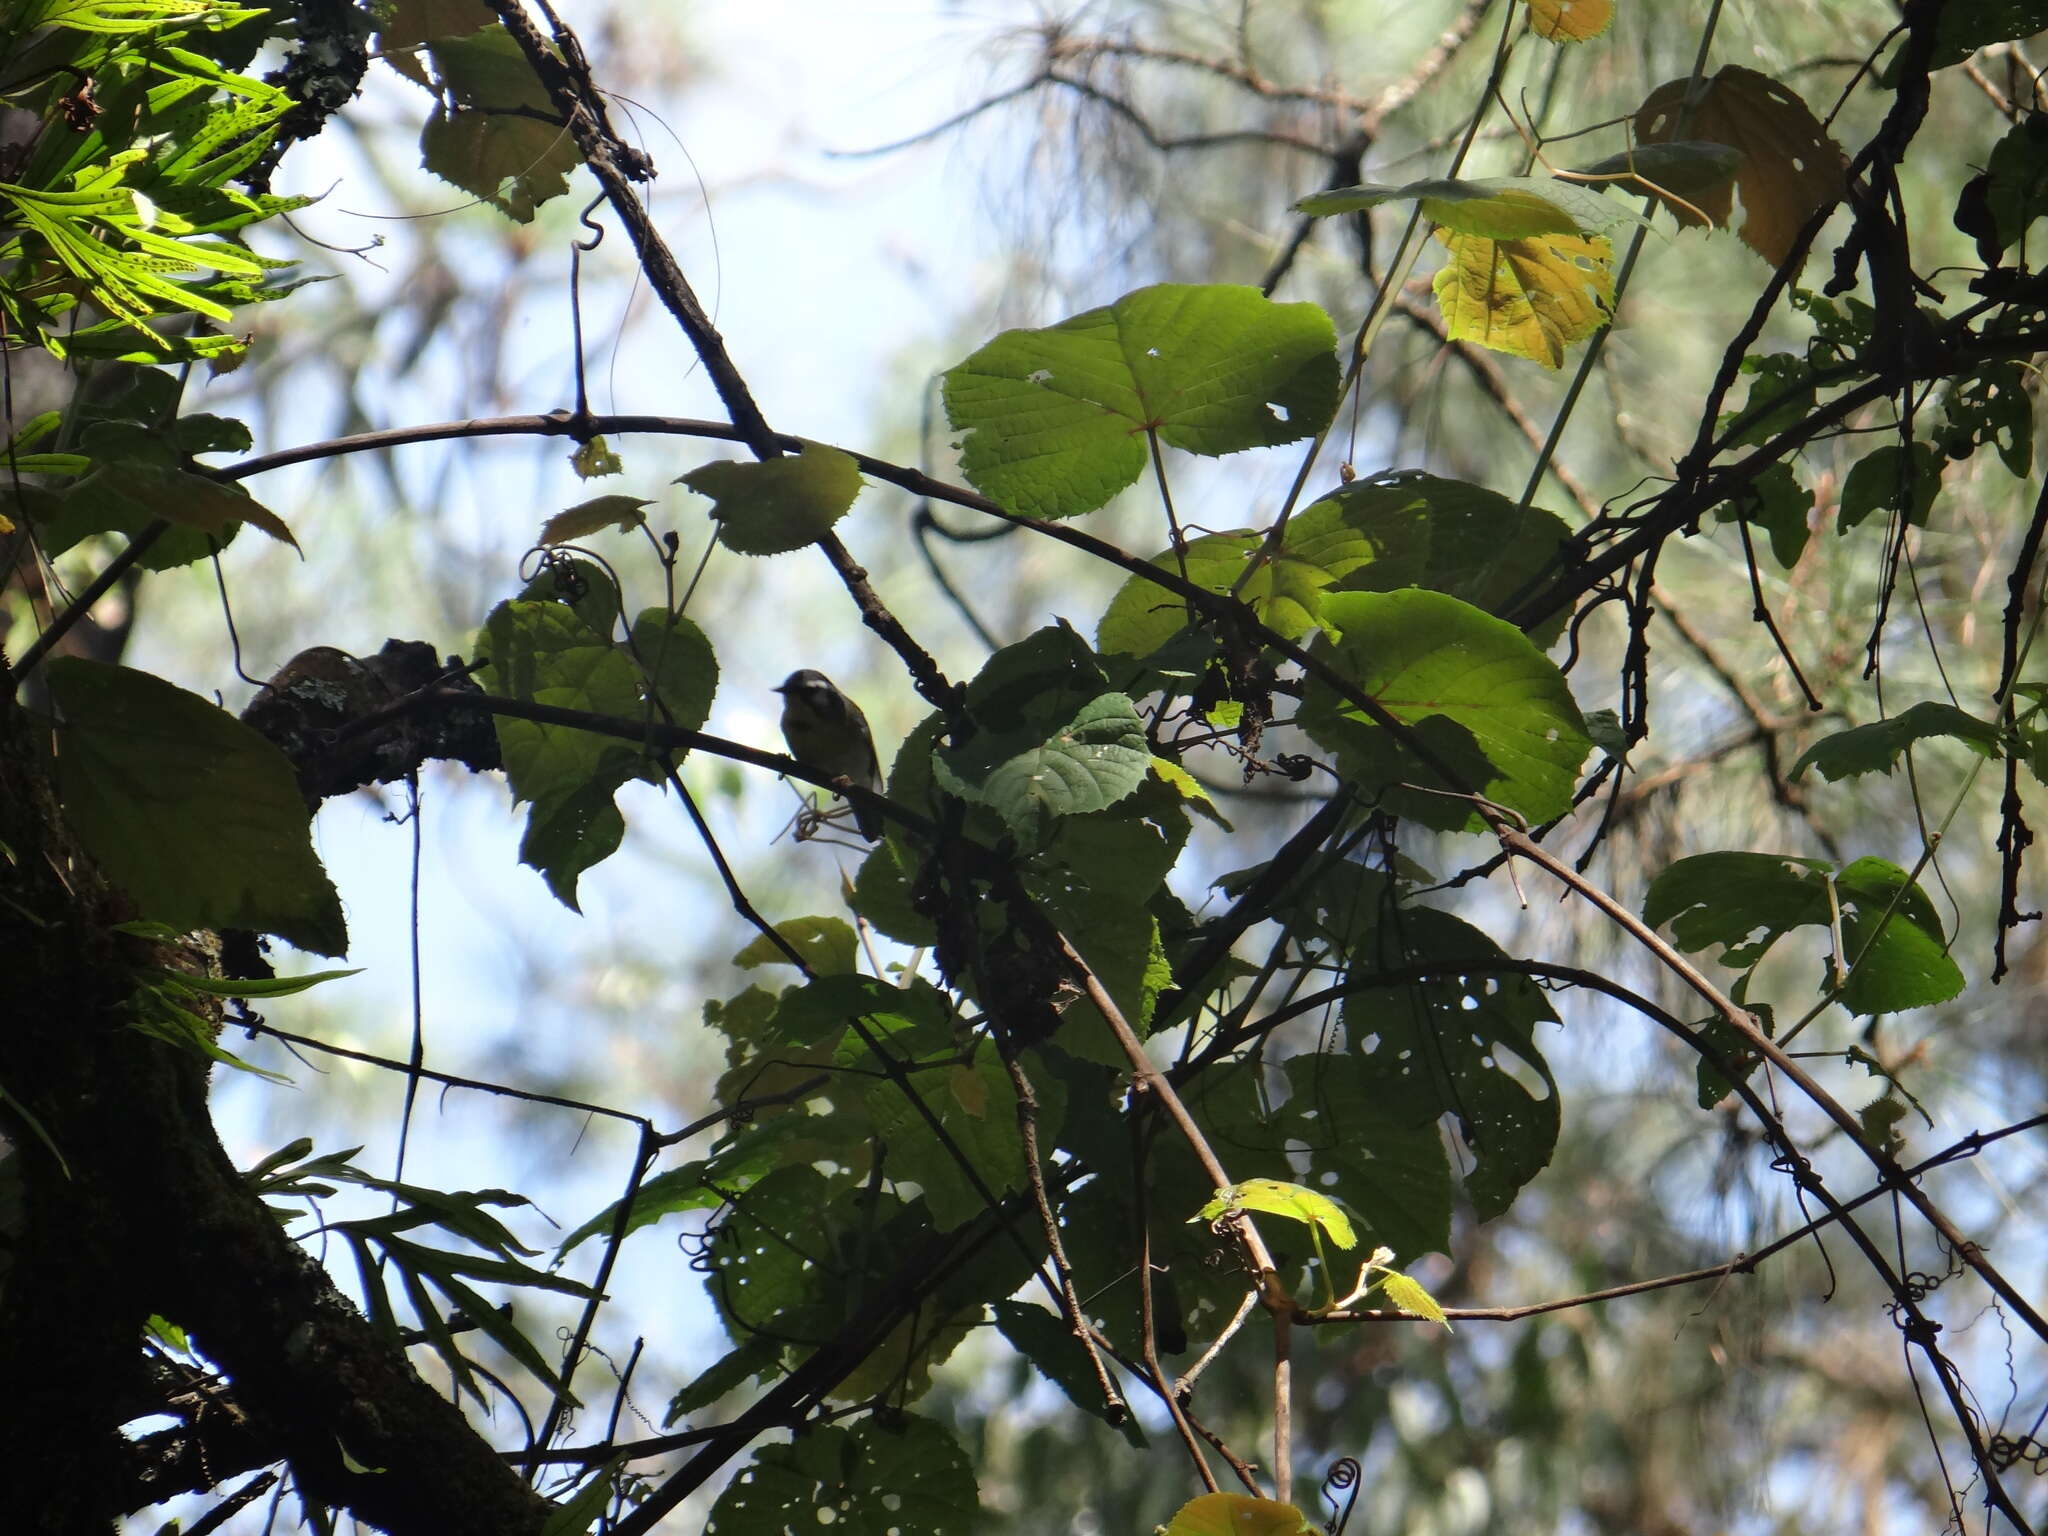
[
  {"left": 1634, "top": 66, "right": 1847, "bottom": 268},
  {"left": 1194, "top": 1177, "right": 1358, "bottom": 1250},
  {"left": 1150, "top": 756, "right": 1233, "bottom": 829},
  {"left": 1528, "top": 0, "right": 1613, "bottom": 42},
  {"left": 1380, "top": 1269, "right": 1453, "bottom": 1330},
  {"left": 1162, "top": 1493, "right": 1317, "bottom": 1536},
  {"left": 1432, "top": 229, "right": 1614, "bottom": 369}
]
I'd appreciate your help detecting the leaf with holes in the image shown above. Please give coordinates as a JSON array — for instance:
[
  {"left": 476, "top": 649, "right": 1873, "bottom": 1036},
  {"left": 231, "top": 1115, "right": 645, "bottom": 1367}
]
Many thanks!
[
  {"left": 705, "top": 1414, "right": 978, "bottom": 1536},
  {"left": 1634, "top": 66, "right": 1846, "bottom": 267},
  {"left": 1343, "top": 906, "right": 1561, "bottom": 1220},
  {"left": 1433, "top": 229, "right": 1614, "bottom": 368},
  {"left": 1528, "top": 0, "right": 1613, "bottom": 41}
]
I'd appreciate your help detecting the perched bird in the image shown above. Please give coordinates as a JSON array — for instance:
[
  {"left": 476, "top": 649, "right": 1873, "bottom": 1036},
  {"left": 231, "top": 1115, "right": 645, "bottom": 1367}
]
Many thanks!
[{"left": 773, "top": 669, "right": 882, "bottom": 840}]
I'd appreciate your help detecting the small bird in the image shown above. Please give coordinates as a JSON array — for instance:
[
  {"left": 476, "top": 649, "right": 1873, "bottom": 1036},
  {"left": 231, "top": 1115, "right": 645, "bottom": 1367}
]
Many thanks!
[{"left": 773, "top": 669, "right": 882, "bottom": 840}]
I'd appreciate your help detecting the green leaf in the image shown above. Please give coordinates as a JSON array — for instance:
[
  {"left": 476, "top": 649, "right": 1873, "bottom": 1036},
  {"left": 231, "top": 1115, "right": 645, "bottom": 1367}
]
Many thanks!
[
  {"left": 1149, "top": 756, "right": 1232, "bottom": 828},
  {"left": 476, "top": 598, "right": 645, "bottom": 909},
  {"left": 664, "top": 1335, "right": 784, "bottom": 1423},
  {"left": 1643, "top": 853, "right": 1964, "bottom": 1015},
  {"left": 942, "top": 283, "right": 1338, "bottom": 520},
  {"left": 541, "top": 1463, "right": 619, "bottom": 1536},
  {"left": 1694, "top": 1003, "right": 1775, "bottom": 1109},
  {"left": 517, "top": 554, "right": 621, "bottom": 638},
  {"left": 852, "top": 836, "right": 938, "bottom": 946},
  {"left": 415, "top": 22, "right": 580, "bottom": 223},
  {"left": 1095, "top": 491, "right": 1432, "bottom": 659},
  {"left": 1279, "top": 1054, "right": 1453, "bottom": 1260},
  {"left": 1305, "top": 471, "right": 1574, "bottom": 641},
  {"left": 1838, "top": 442, "right": 1943, "bottom": 532},
  {"left": 539, "top": 495, "right": 651, "bottom": 544},
  {"left": 417, "top": 105, "right": 579, "bottom": 223},
  {"left": 679, "top": 441, "right": 863, "bottom": 555},
  {"left": 556, "top": 1159, "right": 726, "bottom": 1259},
  {"left": 626, "top": 606, "right": 717, "bottom": 780},
  {"left": 1716, "top": 461, "right": 1813, "bottom": 568},
  {"left": 1943, "top": 362, "right": 2034, "bottom": 479},
  {"left": 704, "top": 1414, "right": 979, "bottom": 1536},
  {"left": 1922, "top": 0, "right": 2048, "bottom": 70},
  {"left": 149, "top": 966, "right": 360, "bottom": 999},
  {"left": 1096, "top": 531, "right": 1257, "bottom": 660},
  {"left": 45, "top": 658, "right": 345, "bottom": 954},
  {"left": 87, "top": 462, "right": 297, "bottom": 548},
  {"left": 861, "top": 1041, "right": 1047, "bottom": 1232},
  {"left": 1298, "top": 589, "right": 1591, "bottom": 830},
  {"left": 1789, "top": 701, "right": 2001, "bottom": 782},
  {"left": 1955, "top": 114, "right": 2048, "bottom": 264},
  {"left": 933, "top": 690, "right": 1149, "bottom": 843},
  {"left": 733, "top": 916, "right": 858, "bottom": 976},
  {"left": 992, "top": 1301, "right": 1147, "bottom": 1447},
  {"left": 1344, "top": 906, "right": 1561, "bottom": 1220},
  {"left": 1196, "top": 1176, "right": 1358, "bottom": 1249}
]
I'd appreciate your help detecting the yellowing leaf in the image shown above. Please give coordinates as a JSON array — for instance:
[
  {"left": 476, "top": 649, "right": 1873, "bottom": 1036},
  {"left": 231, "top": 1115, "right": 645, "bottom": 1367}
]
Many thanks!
[
  {"left": 1380, "top": 1269, "right": 1452, "bottom": 1330},
  {"left": 1194, "top": 1177, "right": 1358, "bottom": 1249},
  {"left": 1432, "top": 229, "right": 1614, "bottom": 369},
  {"left": 1162, "top": 1493, "right": 1317, "bottom": 1536},
  {"left": 1634, "top": 66, "right": 1847, "bottom": 267},
  {"left": 1528, "top": 0, "right": 1613, "bottom": 41},
  {"left": 1150, "top": 756, "right": 1233, "bottom": 829}
]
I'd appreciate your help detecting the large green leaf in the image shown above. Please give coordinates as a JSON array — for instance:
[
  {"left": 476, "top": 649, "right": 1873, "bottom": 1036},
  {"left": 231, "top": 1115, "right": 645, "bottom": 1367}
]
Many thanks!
[
  {"left": 1306, "top": 472, "right": 1574, "bottom": 640},
  {"left": 45, "top": 658, "right": 345, "bottom": 954},
  {"left": 1643, "top": 852, "right": 1964, "bottom": 1015},
  {"left": 942, "top": 283, "right": 1338, "bottom": 519},
  {"left": 1345, "top": 906, "right": 1561, "bottom": 1221},
  {"left": 1298, "top": 589, "right": 1591, "bottom": 829},
  {"left": 1279, "top": 1054, "right": 1453, "bottom": 1260},
  {"left": 934, "top": 624, "right": 1149, "bottom": 842},
  {"left": 860, "top": 1040, "right": 1051, "bottom": 1232},
  {"left": 1096, "top": 493, "right": 1430, "bottom": 661},
  {"left": 705, "top": 1414, "right": 979, "bottom": 1536}
]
